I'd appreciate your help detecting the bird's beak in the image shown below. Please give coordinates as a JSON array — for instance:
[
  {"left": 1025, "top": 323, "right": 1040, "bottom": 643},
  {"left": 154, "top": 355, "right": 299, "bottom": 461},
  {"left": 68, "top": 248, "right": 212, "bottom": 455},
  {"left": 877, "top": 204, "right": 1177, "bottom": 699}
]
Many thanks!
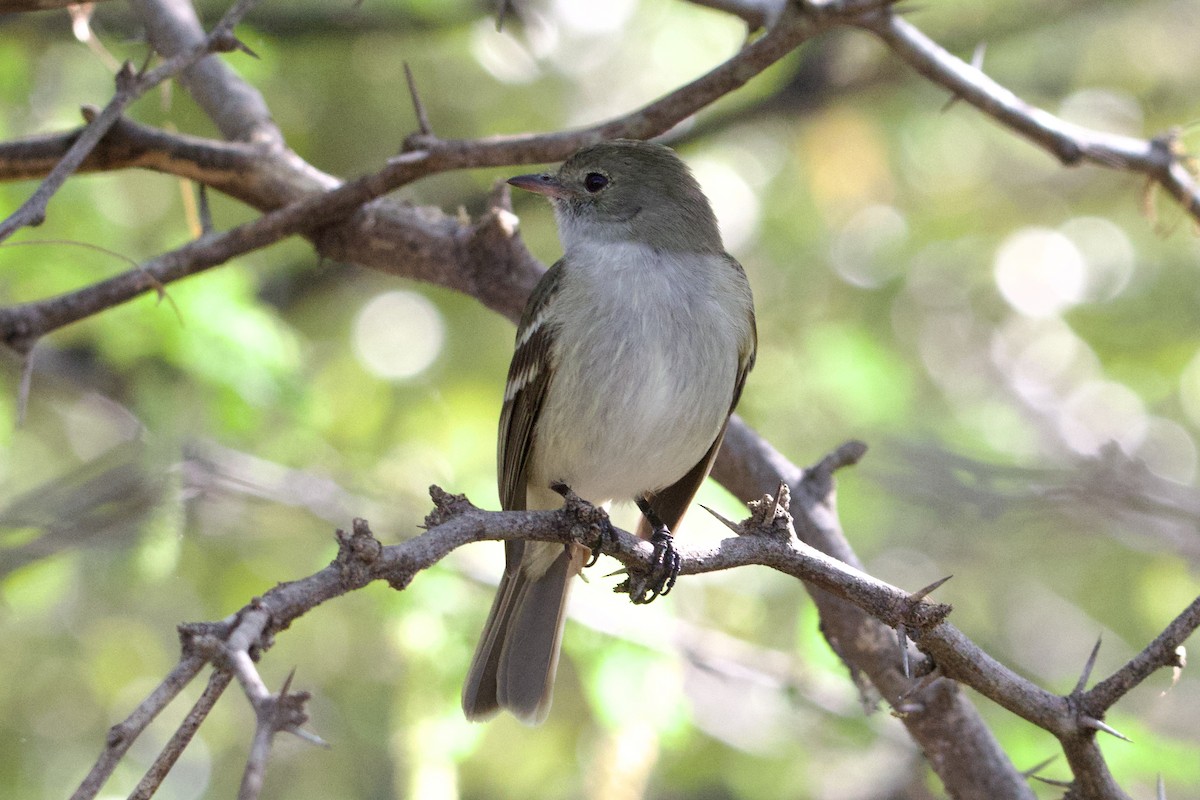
[{"left": 507, "top": 172, "right": 571, "bottom": 200}]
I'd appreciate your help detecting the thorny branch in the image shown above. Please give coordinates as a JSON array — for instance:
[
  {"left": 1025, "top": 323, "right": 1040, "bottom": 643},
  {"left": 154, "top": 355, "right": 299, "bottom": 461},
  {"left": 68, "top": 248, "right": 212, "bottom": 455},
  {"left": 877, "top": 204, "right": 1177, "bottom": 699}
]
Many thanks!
[
  {"left": 0, "top": 0, "right": 263, "bottom": 243},
  {"left": 0, "top": 3, "right": 831, "bottom": 352},
  {"left": 3, "top": 0, "right": 1198, "bottom": 797},
  {"left": 3, "top": 1, "right": 1197, "bottom": 354},
  {"left": 68, "top": 655, "right": 209, "bottom": 800},
  {"left": 858, "top": 12, "right": 1200, "bottom": 219},
  {"left": 69, "top": 466, "right": 926, "bottom": 800},
  {"left": 69, "top": 472, "right": 1199, "bottom": 800},
  {"left": 128, "top": 669, "right": 233, "bottom": 800}
]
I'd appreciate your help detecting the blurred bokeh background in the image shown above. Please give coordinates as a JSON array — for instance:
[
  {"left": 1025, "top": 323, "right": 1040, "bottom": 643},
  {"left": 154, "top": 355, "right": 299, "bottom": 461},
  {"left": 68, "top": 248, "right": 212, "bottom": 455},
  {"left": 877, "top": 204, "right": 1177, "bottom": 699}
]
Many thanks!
[{"left": 2, "top": 0, "right": 1199, "bottom": 797}]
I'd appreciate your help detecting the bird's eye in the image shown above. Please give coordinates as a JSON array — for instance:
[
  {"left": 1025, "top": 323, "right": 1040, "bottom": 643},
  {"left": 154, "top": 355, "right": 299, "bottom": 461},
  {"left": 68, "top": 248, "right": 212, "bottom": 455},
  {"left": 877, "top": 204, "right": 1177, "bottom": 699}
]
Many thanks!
[{"left": 583, "top": 172, "right": 609, "bottom": 193}]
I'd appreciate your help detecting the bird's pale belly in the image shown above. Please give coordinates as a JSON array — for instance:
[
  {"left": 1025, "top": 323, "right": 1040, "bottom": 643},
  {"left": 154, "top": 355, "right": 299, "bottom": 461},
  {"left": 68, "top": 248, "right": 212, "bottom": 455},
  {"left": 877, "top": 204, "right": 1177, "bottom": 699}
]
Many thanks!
[{"left": 529, "top": 342, "right": 734, "bottom": 506}]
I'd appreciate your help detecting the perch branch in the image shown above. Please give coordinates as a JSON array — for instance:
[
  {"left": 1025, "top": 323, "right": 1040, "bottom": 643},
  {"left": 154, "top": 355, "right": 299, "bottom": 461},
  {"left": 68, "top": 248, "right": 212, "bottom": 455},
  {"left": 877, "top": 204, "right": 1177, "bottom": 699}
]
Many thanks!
[
  {"left": 1085, "top": 595, "right": 1200, "bottom": 712},
  {"left": 74, "top": 462, "right": 1199, "bottom": 799}
]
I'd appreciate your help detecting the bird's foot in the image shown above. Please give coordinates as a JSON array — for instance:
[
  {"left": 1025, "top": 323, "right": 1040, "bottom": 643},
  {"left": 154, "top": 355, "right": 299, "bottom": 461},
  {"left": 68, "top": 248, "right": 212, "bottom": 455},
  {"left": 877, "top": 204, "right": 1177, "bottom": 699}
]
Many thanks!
[
  {"left": 551, "top": 481, "right": 610, "bottom": 568},
  {"left": 622, "top": 497, "right": 682, "bottom": 604},
  {"left": 636, "top": 528, "right": 681, "bottom": 604}
]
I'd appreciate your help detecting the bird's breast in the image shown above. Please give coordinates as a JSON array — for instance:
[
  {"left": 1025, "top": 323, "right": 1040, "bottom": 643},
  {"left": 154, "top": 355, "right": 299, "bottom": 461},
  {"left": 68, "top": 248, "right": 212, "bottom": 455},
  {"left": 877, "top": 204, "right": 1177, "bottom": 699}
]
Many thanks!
[{"left": 529, "top": 244, "right": 746, "bottom": 505}]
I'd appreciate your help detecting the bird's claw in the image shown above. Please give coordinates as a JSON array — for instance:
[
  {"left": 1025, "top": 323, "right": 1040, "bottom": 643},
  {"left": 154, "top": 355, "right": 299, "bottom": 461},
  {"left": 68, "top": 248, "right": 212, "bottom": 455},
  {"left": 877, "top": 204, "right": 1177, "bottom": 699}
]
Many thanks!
[
  {"left": 629, "top": 528, "right": 680, "bottom": 605},
  {"left": 623, "top": 496, "right": 682, "bottom": 604},
  {"left": 584, "top": 523, "right": 611, "bottom": 568}
]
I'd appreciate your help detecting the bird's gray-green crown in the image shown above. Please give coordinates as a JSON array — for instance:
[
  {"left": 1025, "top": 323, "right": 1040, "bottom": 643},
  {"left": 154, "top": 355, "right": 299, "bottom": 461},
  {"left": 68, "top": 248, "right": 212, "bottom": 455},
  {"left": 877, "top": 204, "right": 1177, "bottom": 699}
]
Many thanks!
[{"left": 507, "top": 139, "right": 724, "bottom": 255}]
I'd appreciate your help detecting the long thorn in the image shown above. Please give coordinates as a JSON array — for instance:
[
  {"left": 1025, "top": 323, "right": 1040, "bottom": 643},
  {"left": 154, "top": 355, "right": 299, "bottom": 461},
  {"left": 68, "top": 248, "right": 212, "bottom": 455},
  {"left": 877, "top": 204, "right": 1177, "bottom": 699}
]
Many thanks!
[
  {"left": 197, "top": 183, "right": 214, "bottom": 234},
  {"left": 495, "top": 0, "right": 513, "bottom": 32},
  {"left": 229, "top": 36, "right": 259, "bottom": 59},
  {"left": 403, "top": 62, "right": 433, "bottom": 136},
  {"left": 769, "top": 481, "right": 785, "bottom": 519},
  {"left": 17, "top": 350, "right": 34, "bottom": 425},
  {"left": 699, "top": 504, "right": 742, "bottom": 534},
  {"left": 940, "top": 41, "right": 986, "bottom": 113},
  {"left": 290, "top": 726, "right": 329, "bottom": 748},
  {"left": 970, "top": 40, "right": 987, "bottom": 69},
  {"left": 1081, "top": 715, "right": 1133, "bottom": 743},
  {"left": 1073, "top": 634, "right": 1103, "bottom": 696},
  {"left": 895, "top": 667, "right": 941, "bottom": 705},
  {"left": 1020, "top": 753, "right": 1058, "bottom": 778},
  {"left": 280, "top": 667, "right": 296, "bottom": 696},
  {"left": 910, "top": 574, "right": 953, "bottom": 602}
]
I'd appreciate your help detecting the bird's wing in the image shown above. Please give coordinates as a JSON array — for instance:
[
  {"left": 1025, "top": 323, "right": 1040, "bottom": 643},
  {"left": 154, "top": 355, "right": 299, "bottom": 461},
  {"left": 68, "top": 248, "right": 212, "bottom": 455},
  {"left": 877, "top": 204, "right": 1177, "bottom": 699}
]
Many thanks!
[{"left": 498, "top": 261, "right": 565, "bottom": 512}]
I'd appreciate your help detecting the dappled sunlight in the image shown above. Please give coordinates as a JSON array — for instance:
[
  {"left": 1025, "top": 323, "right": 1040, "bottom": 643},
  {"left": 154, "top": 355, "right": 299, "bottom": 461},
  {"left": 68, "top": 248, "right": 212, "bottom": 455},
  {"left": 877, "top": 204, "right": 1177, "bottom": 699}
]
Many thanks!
[
  {"left": 994, "top": 227, "right": 1086, "bottom": 317},
  {"left": 993, "top": 316, "right": 1100, "bottom": 412},
  {"left": 691, "top": 155, "right": 761, "bottom": 253},
  {"left": 552, "top": 0, "right": 638, "bottom": 34},
  {"left": 917, "top": 310, "right": 991, "bottom": 402},
  {"left": 352, "top": 290, "right": 445, "bottom": 381},
  {"left": 1059, "top": 216, "right": 1135, "bottom": 302},
  {"left": 800, "top": 109, "right": 894, "bottom": 224},
  {"left": 830, "top": 204, "right": 907, "bottom": 288},
  {"left": 1058, "top": 87, "right": 1145, "bottom": 138},
  {"left": 1057, "top": 378, "right": 1148, "bottom": 456},
  {"left": 63, "top": 392, "right": 141, "bottom": 461},
  {"left": 1137, "top": 417, "right": 1198, "bottom": 484},
  {"left": 470, "top": 19, "right": 544, "bottom": 85}
]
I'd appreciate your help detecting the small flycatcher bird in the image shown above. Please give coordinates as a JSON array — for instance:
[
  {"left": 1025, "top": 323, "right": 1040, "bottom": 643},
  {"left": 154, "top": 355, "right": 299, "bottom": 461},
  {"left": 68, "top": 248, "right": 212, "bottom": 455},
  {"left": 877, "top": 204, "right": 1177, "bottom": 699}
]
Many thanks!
[{"left": 462, "top": 139, "right": 756, "bottom": 724}]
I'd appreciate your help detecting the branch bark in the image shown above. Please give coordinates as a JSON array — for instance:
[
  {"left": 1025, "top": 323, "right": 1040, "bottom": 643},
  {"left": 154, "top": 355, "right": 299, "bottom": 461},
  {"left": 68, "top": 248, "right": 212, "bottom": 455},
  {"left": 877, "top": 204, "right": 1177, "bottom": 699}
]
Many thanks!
[
  {"left": 130, "top": 0, "right": 282, "bottom": 145},
  {"left": 68, "top": 654, "right": 209, "bottom": 800},
  {"left": 857, "top": 11, "right": 1200, "bottom": 219},
  {"left": 69, "top": 469, "right": 1199, "bottom": 799},
  {"left": 0, "top": 0, "right": 263, "bottom": 243}
]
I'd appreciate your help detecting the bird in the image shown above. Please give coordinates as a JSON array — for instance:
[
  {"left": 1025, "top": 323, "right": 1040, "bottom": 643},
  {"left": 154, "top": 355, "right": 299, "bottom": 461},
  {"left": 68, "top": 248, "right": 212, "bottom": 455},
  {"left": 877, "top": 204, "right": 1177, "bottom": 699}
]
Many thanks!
[{"left": 462, "top": 138, "right": 757, "bottom": 725}]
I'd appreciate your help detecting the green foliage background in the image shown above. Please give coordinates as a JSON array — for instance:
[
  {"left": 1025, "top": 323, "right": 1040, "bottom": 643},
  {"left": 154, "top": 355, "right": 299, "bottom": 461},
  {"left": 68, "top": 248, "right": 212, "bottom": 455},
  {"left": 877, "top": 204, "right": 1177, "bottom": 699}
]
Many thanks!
[{"left": 1, "top": 0, "right": 1199, "bottom": 797}]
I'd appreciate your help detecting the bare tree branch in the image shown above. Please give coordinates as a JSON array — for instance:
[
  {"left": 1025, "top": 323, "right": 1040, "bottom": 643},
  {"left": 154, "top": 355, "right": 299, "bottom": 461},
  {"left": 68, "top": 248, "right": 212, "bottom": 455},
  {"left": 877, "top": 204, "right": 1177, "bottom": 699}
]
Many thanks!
[
  {"left": 130, "top": 0, "right": 283, "bottom": 145},
  {"left": 128, "top": 669, "right": 233, "bottom": 800},
  {"left": 0, "top": 3, "right": 831, "bottom": 352},
  {"left": 1086, "top": 595, "right": 1199, "bottom": 712},
  {"left": 233, "top": 662, "right": 315, "bottom": 800},
  {"left": 0, "top": 0, "right": 262, "bottom": 243},
  {"left": 68, "top": 654, "right": 208, "bottom": 800},
  {"left": 68, "top": 464, "right": 1199, "bottom": 798},
  {"left": 715, "top": 426, "right": 1037, "bottom": 799},
  {"left": 0, "top": 114, "right": 335, "bottom": 208},
  {"left": 858, "top": 11, "right": 1200, "bottom": 220},
  {"left": 4, "top": 0, "right": 1198, "bottom": 359}
]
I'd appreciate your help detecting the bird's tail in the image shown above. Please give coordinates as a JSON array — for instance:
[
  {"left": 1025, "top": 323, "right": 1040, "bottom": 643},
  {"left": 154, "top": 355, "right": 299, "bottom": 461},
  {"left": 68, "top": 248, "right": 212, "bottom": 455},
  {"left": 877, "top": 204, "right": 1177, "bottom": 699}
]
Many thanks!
[{"left": 462, "top": 542, "right": 587, "bottom": 724}]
